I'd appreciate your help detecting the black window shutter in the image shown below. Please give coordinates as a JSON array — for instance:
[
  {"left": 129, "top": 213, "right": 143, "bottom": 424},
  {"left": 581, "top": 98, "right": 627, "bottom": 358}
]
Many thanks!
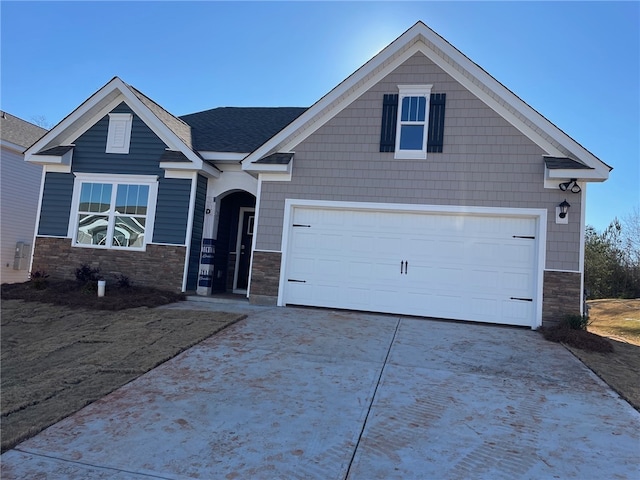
[
  {"left": 379, "top": 94, "right": 398, "bottom": 152},
  {"left": 427, "top": 93, "right": 446, "bottom": 153}
]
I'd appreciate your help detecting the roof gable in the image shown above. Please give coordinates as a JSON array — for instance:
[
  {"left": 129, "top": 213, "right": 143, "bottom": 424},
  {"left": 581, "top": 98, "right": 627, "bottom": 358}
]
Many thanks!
[
  {"left": 23, "top": 77, "right": 207, "bottom": 171},
  {"left": 242, "top": 21, "right": 610, "bottom": 180}
]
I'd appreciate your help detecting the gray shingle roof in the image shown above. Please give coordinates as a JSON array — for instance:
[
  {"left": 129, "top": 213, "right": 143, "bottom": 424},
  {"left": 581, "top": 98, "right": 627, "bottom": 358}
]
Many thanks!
[
  {"left": 544, "top": 156, "right": 593, "bottom": 170},
  {"left": 127, "top": 84, "right": 195, "bottom": 151},
  {"left": 180, "top": 107, "right": 307, "bottom": 152},
  {"left": 34, "top": 145, "right": 74, "bottom": 156},
  {"left": 0, "top": 111, "right": 47, "bottom": 149},
  {"left": 256, "top": 152, "right": 294, "bottom": 164}
]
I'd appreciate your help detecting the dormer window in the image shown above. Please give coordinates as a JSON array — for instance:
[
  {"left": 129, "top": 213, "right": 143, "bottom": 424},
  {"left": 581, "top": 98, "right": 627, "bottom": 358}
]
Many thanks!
[{"left": 106, "top": 113, "right": 133, "bottom": 154}]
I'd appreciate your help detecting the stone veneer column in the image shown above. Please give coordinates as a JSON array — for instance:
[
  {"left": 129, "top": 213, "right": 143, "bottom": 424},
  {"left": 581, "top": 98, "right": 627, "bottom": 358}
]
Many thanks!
[
  {"left": 542, "top": 270, "right": 582, "bottom": 327},
  {"left": 31, "top": 237, "right": 186, "bottom": 292},
  {"left": 249, "top": 251, "right": 281, "bottom": 305}
]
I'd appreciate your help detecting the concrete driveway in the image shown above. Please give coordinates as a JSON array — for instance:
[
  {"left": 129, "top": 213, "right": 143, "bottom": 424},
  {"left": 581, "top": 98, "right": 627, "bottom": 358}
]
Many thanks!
[{"left": 2, "top": 301, "right": 639, "bottom": 479}]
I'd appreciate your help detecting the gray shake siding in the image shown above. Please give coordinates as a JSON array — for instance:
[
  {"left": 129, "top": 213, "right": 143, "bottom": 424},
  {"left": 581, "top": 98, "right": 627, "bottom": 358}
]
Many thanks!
[{"left": 256, "top": 53, "right": 581, "bottom": 272}]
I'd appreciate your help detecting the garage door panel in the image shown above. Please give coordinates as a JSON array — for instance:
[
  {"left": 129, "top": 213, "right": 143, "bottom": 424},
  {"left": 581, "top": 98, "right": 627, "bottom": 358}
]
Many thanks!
[
  {"left": 284, "top": 207, "right": 538, "bottom": 327},
  {"left": 502, "top": 271, "right": 533, "bottom": 293}
]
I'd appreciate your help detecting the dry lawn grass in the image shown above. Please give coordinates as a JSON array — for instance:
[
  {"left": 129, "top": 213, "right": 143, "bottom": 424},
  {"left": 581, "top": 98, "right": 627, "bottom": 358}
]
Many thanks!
[
  {"left": 1, "top": 296, "right": 244, "bottom": 452},
  {"left": 565, "top": 299, "right": 640, "bottom": 411}
]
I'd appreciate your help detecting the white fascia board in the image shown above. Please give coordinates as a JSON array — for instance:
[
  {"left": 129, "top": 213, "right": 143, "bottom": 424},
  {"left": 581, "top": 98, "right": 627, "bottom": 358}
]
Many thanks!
[
  {"left": 242, "top": 25, "right": 409, "bottom": 167},
  {"left": 24, "top": 77, "right": 203, "bottom": 170},
  {"left": 43, "top": 164, "right": 71, "bottom": 174},
  {"left": 244, "top": 21, "right": 609, "bottom": 179},
  {"left": 243, "top": 162, "right": 292, "bottom": 174},
  {"left": 27, "top": 149, "right": 73, "bottom": 166},
  {"left": 25, "top": 79, "right": 124, "bottom": 157},
  {"left": 200, "top": 152, "right": 248, "bottom": 162},
  {"left": 257, "top": 172, "right": 292, "bottom": 183},
  {"left": 163, "top": 162, "right": 219, "bottom": 179},
  {"left": 411, "top": 24, "right": 611, "bottom": 175},
  {"left": 545, "top": 167, "right": 607, "bottom": 181},
  {"left": 110, "top": 80, "right": 203, "bottom": 167}
]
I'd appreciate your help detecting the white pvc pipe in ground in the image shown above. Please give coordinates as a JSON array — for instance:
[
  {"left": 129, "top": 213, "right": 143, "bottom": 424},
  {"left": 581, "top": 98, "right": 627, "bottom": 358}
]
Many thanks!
[{"left": 97, "top": 280, "right": 106, "bottom": 297}]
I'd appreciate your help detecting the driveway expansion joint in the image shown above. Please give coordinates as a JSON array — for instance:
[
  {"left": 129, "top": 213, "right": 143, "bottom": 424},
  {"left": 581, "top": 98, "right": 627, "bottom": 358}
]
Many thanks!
[{"left": 345, "top": 316, "right": 401, "bottom": 478}]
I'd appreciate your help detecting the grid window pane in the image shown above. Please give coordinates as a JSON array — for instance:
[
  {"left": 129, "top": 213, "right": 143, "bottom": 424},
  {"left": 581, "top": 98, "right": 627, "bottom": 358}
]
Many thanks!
[
  {"left": 401, "top": 96, "right": 426, "bottom": 122},
  {"left": 79, "top": 183, "right": 112, "bottom": 213},
  {"left": 116, "top": 184, "right": 149, "bottom": 215}
]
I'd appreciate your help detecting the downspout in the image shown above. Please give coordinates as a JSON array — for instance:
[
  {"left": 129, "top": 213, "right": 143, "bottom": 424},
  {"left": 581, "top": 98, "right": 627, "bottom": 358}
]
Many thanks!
[
  {"left": 579, "top": 183, "right": 587, "bottom": 316},
  {"left": 181, "top": 173, "right": 198, "bottom": 292},
  {"left": 29, "top": 166, "right": 48, "bottom": 275},
  {"left": 246, "top": 173, "right": 263, "bottom": 299}
]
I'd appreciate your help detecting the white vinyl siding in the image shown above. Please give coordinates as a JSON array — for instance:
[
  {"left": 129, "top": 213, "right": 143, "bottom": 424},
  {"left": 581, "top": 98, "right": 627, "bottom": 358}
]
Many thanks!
[{"left": 0, "top": 146, "right": 42, "bottom": 283}]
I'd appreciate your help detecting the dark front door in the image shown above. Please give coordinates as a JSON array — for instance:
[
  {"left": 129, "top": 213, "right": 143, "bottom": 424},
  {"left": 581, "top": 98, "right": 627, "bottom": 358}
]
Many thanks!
[{"left": 235, "top": 209, "right": 254, "bottom": 291}]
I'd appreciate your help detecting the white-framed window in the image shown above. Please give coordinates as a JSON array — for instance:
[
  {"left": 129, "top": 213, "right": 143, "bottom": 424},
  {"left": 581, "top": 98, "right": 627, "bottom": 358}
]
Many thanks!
[
  {"left": 106, "top": 113, "right": 133, "bottom": 154},
  {"left": 70, "top": 173, "right": 158, "bottom": 250},
  {"left": 394, "top": 85, "right": 432, "bottom": 159}
]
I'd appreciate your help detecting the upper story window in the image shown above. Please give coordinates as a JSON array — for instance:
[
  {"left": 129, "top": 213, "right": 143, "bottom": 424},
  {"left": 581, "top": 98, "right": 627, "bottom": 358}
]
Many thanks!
[
  {"left": 380, "top": 85, "right": 446, "bottom": 159},
  {"left": 71, "top": 173, "right": 158, "bottom": 250},
  {"left": 394, "top": 85, "right": 432, "bottom": 159},
  {"left": 106, "top": 113, "right": 133, "bottom": 154}
]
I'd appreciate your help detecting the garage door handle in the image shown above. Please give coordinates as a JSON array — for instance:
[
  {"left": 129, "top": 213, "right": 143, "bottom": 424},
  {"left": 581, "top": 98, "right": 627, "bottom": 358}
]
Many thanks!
[
  {"left": 510, "top": 297, "right": 533, "bottom": 302},
  {"left": 400, "top": 261, "right": 408, "bottom": 274},
  {"left": 288, "top": 279, "right": 306, "bottom": 283}
]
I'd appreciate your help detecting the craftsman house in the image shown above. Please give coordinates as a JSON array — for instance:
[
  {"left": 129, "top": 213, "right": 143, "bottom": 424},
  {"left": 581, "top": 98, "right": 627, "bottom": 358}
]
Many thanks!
[{"left": 24, "top": 21, "right": 610, "bottom": 328}]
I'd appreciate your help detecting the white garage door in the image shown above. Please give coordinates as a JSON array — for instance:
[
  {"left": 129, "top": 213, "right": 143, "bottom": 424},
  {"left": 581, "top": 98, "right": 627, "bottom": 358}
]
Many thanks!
[{"left": 283, "top": 206, "right": 539, "bottom": 327}]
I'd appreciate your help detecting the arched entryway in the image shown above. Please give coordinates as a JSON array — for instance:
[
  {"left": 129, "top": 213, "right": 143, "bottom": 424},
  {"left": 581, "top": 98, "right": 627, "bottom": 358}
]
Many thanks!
[{"left": 212, "top": 191, "right": 256, "bottom": 293}]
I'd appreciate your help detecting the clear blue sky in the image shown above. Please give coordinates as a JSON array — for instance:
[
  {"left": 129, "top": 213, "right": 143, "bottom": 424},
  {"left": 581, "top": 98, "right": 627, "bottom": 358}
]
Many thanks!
[{"left": 2, "top": 1, "right": 638, "bottom": 231}]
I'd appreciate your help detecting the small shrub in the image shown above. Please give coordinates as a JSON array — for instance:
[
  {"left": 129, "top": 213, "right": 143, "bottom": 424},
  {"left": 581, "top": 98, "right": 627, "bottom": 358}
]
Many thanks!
[
  {"left": 115, "top": 274, "right": 131, "bottom": 289},
  {"left": 75, "top": 264, "right": 101, "bottom": 284},
  {"left": 562, "top": 313, "right": 590, "bottom": 331},
  {"left": 29, "top": 268, "right": 49, "bottom": 290}
]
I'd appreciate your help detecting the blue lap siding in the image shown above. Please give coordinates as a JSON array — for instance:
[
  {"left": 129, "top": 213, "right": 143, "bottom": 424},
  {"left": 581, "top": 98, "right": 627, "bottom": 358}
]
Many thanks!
[
  {"left": 38, "top": 173, "right": 74, "bottom": 236},
  {"left": 38, "top": 103, "right": 192, "bottom": 246},
  {"left": 153, "top": 179, "right": 191, "bottom": 245}
]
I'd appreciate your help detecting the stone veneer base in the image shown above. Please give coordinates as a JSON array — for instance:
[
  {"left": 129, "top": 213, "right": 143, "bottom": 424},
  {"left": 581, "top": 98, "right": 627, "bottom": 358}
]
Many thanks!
[
  {"left": 32, "top": 237, "right": 186, "bottom": 292},
  {"left": 542, "top": 270, "right": 582, "bottom": 327}
]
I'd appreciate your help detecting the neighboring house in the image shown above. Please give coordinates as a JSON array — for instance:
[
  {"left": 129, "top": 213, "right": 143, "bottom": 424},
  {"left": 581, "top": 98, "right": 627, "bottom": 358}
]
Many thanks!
[
  {"left": 24, "top": 22, "right": 610, "bottom": 328},
  {"left": 1, "top": 111, "right": 47, "bottom": 283}
]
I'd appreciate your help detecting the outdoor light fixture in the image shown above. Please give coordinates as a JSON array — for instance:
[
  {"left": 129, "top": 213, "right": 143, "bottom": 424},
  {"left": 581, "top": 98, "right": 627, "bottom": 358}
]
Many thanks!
[
  {"left": 558, "top": 199, "right": 571, "bottom": 219},
  {"left": 559, "top": 178, "right": 581, "bottom": 193}
]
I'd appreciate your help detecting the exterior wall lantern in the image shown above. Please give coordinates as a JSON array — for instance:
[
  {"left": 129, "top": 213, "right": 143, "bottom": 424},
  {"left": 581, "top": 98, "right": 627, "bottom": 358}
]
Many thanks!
[
  {"left": 559, "top": 178, "right": 581, "bottom": 193},
  {"left": 556, "top": 199, "right": 571, "bottom": 224}
]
